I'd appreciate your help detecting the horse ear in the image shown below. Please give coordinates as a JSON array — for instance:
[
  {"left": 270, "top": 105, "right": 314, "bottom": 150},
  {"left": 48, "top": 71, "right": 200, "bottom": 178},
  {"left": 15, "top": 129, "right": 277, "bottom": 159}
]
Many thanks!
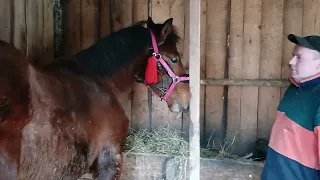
[
  {"left": 160, "top": 18, "right": 173, "bottom": 41},
  {"left": 147, "top": 16, "right": 155, "bottom": 28}
]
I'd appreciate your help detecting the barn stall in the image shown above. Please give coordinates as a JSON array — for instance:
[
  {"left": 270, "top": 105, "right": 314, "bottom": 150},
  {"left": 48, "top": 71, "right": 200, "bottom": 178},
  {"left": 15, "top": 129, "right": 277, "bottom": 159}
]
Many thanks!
[{"left": 1, "top": 0, "right": 320, "bottom": 179}]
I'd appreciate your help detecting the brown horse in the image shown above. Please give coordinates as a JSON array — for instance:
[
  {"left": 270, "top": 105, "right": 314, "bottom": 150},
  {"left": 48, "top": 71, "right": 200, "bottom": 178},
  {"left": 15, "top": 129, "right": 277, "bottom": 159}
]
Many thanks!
[{"left": 0, "top": 17, "right": 190, "bottom": 180}]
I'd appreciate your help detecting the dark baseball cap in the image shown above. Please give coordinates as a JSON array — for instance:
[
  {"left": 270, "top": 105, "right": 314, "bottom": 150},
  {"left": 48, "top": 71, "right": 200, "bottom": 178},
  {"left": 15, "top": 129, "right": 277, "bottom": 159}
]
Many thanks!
[{"left": 288, "top": 34, "right": 320, "bottom": 53}]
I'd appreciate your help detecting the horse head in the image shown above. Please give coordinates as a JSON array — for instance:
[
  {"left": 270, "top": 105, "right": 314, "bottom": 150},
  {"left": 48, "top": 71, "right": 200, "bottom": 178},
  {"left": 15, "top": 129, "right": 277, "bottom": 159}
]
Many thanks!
[{"left": 135, "top": 17, "right": 190, "bottom": 113}]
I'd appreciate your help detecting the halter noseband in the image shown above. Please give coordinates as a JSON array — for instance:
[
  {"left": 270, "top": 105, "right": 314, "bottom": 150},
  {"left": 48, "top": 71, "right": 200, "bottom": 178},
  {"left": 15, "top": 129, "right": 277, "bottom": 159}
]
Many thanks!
[{"left": 145, "top": 30, "right": 190, "bottom": 101}]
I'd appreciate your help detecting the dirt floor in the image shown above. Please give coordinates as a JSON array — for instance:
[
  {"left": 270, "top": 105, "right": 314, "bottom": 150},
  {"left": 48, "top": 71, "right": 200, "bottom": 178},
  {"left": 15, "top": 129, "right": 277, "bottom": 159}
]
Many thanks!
[{"left": 77, "top": 153, "right": 264, "bottom": 180}]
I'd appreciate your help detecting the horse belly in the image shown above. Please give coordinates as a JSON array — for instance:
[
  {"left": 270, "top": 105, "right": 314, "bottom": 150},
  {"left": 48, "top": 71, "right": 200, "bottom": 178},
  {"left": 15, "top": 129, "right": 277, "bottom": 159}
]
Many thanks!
[
  {"left": 18, "top": 141, "right": 88, "bottom": 180},
  {"left": 17, "top": 122, "right": 89, "bottom": 180}
]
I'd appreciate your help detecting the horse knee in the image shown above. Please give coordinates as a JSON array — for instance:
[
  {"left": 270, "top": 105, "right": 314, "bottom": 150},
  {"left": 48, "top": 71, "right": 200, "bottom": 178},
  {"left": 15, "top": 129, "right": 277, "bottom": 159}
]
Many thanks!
[{"left": 91, "top": 145, "right": 123, "bottom": 180}]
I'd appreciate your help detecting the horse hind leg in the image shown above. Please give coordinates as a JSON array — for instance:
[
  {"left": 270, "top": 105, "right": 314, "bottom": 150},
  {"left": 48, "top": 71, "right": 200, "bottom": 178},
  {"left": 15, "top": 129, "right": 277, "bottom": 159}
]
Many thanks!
[{"left": 90, "top": 145, "right": 123, "bottom": 180}]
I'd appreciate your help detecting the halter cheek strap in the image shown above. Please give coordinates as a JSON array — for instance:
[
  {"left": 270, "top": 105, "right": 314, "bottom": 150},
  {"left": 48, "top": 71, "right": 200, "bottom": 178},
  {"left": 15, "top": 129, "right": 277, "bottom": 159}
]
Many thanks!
[{"left": 147, "top": 30, "right": 190, "bottom": 101}]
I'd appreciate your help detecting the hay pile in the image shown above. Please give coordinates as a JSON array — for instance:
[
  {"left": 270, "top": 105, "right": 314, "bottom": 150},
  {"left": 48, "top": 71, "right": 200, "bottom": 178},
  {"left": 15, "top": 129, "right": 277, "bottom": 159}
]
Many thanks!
[
  {"left": 124, "top": 126, "right": 189, "bottom": 156},
  {"left": 124, "top": 126, "right": 238, "bottom": 158}
]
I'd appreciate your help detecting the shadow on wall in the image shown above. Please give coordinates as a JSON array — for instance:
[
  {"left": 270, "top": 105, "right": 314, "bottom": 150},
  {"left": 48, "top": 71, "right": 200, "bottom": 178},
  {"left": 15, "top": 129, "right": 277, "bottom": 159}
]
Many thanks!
[{"left": 251, "top": 138, "right": 269, "bottom": 161}]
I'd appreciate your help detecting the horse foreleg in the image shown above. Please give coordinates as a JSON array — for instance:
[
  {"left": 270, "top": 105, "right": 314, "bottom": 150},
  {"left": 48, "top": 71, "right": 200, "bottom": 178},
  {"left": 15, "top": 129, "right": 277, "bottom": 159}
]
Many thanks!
[
  {"left": 90, "top": 145, "right": 123, "bottom": 180},
  {"left": 89, "top": 104, "right": 128, "bottom": 180}
]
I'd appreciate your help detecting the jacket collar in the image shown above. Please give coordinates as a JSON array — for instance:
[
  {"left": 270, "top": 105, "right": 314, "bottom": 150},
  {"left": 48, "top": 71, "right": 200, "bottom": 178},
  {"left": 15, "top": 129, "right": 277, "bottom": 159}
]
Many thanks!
[{"left": 290, "top": 72, "right": 320, "bottom": 89}]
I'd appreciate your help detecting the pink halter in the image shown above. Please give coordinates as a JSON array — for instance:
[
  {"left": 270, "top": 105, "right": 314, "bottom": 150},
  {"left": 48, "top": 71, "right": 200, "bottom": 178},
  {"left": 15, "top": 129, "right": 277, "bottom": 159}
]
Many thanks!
[{"left": 146, "top": 30, "right": 189, "bottom": 101}]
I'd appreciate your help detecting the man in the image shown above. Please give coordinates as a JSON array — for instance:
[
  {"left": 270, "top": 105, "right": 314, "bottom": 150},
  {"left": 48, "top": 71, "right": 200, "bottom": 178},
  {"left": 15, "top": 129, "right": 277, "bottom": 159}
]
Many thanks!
[{"left": 261, "top": 34, "right": 320, "bottom": 179}]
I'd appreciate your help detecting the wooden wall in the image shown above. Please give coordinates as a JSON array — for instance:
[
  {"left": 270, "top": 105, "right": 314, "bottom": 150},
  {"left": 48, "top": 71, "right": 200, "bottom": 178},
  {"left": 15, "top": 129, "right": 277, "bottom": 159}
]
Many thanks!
[
  {"left": 1, "top": 0, "right": 320, "bottom": 156},
  {"left": 0, "top": 0, "right": 54, "bottom": 64}
]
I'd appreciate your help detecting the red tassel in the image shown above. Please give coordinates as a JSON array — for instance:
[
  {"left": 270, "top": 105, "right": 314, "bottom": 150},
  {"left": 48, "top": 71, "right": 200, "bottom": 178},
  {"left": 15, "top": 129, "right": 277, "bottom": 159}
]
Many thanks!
[{"left": 144, "top": 56, "right": 158, "bottom": 84}]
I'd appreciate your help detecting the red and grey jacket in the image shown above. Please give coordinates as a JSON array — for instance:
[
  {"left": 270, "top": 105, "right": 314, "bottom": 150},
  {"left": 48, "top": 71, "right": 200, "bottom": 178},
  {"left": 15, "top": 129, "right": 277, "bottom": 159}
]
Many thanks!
[{"left": 261, "top": 74, "right": 320, "bottom": 179}]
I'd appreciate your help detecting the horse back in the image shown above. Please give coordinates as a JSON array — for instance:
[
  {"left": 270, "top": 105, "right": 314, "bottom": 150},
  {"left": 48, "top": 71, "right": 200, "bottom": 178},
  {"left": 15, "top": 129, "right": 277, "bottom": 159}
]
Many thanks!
[{"left": 0, "top": 40, "right": 29, "bottom": 123}]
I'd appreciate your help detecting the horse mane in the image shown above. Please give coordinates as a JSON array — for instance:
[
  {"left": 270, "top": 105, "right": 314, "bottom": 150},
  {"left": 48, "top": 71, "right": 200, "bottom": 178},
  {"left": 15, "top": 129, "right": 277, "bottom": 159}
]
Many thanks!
[
  {"left": 42, "top": 20, "right": 181, "bottom": 77},
  {"left": 134, "top": 20, "right": 181, "bottom": 46}
]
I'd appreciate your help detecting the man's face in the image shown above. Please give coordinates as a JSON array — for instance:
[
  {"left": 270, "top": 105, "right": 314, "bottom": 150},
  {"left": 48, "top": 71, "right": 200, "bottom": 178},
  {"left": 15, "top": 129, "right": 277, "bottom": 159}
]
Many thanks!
[{"left": 289, "top": 44, "right": 320, "bottom": 82}]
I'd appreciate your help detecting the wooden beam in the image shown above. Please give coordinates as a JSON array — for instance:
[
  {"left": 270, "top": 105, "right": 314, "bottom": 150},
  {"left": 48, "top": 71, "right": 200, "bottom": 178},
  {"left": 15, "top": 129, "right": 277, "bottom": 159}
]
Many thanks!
[
  {"left": 200, "top": 78, "right": 291, "bottom": 87},
  {"left": 188, "top": 0, "right": 201, "bottom": 180}
]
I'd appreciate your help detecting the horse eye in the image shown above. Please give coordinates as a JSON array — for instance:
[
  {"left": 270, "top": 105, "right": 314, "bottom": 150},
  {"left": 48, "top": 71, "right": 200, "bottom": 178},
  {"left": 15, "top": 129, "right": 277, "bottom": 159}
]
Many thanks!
[{"left": 170, "top": 57, "right": 178, "bottom": 63}]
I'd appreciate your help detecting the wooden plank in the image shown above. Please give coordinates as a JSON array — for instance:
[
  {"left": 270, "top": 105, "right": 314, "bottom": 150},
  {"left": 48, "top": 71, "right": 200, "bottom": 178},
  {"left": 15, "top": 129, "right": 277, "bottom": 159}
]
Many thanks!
[
  {"left": 151, "top": 0, "right": 185, "bottom": 131},
  {"left": 99, "top": 0, "right": 111, "bottom": 38},
  {"left": 113, "top": 0, "right": 133, "bottom": 31},
  {"left": 199, "top": 0, "right": 207, "bottom": 145},
  {"left": 182, "top": 0, "right": 207, "bottom": 143},
  {"left": 315, "top": 0, "right": 320, "bottom": 33},
  {"left": 43, "top": 0, "right": 54, "bottom": 63},
  {"left": 81, "top": 0, "right": 98, "bottom": 49},
  {"left": 227, "top": 0, "right": 244, "bottom": 154},
  {"left": 182, "top": 0, "right": 191, "bottom": 139},
  {"left": 188, "top": 1, "right": 201, "bottom": 180},
  {"left": 61, "top": 0, "right": 82, "bottom": 54},
  {"left": 26, "top": 0, "right": 44, "bottom": 64},
  {"left": 281, "top": 0, "right": 303, "bottom": 97},
  {"left": 0, "top": 0, "right": 11, "bottom": 43},
  {"left": 302, "top": 0, "right": 320, "bottom": 36},
  {"left": 131, "top": 0, "right": 150, "bottom": 131},
  {"left": 112, "top": 0, "right": 121, "bottom": 31},
  {"left": 204, "top": 0, "right": 229, "bottom": 145},
  {"left": 13, "top": 0, "right": 53, "bottom": 63},
  {"left": 111, "top": 0, "right": 133, "bottom": 130},
  {"left": 13, "top": 0, "right": 27, "bottom": 53},
  {"left": 182, "top": 0, "right": 191, "bottom": 71},
  {"left": 258, "top": 0, "right": 284, "bottom": 140},
  {"left": 169, "top": 0, "right": 185, "bottom": 56},
  {"left": 237, "top": 0, "right": 262, "bottom": 156},
  {"left": 24, "top": 0, "right": 54, "bottom": 66},
  {"left": 201, "top": 78, "right": 290, "bottom": 87}
]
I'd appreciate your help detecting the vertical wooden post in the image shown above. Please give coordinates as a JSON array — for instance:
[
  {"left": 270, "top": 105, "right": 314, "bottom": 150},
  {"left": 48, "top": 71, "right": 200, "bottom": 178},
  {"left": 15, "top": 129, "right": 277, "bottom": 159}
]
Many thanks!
[
  {"left": 188, "top": 0, "right": 200, "bottom": 180},
  {"left": 0, "top": 0, "right": 11, "bottom": 43}
]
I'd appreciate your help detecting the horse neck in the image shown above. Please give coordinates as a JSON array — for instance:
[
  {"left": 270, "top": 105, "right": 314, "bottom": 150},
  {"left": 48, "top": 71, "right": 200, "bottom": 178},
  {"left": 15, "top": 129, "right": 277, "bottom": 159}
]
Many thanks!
[
  {"left": 72, "top": 25, "right": 151, "bottom": 96},
  {"left": 104, "top": 55, "right": 147, "bottom": 96}
]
